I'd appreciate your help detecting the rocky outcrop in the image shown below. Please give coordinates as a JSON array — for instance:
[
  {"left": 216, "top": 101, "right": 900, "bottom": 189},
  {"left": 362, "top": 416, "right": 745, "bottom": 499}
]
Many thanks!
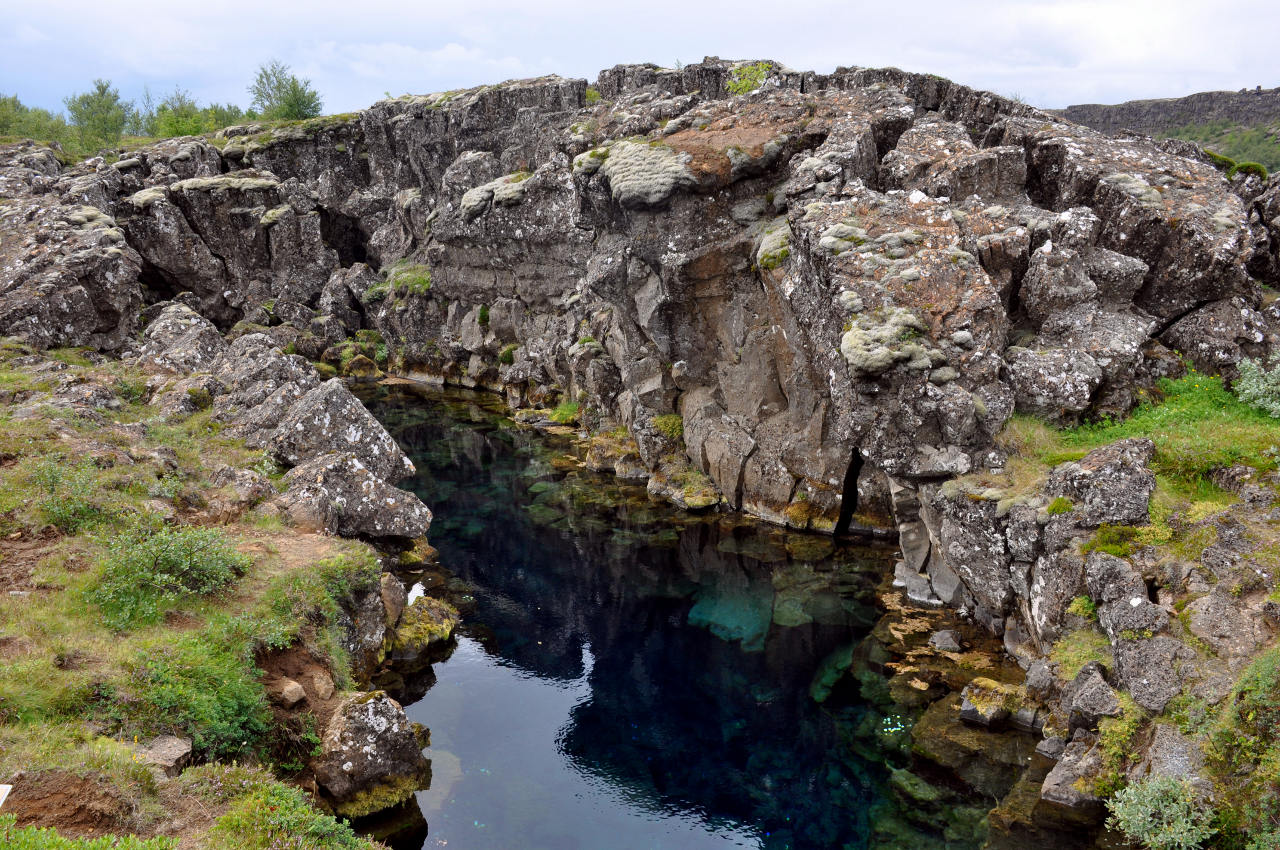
[
  {"left": 1057, "top": 87, "right": 1280, "bottom": 138},
  {"left": 3, "top": 57, "right": 1273, "bottom": 543},
  {"left": 310, "top": 691, "right": 432, "bottom": 818}
]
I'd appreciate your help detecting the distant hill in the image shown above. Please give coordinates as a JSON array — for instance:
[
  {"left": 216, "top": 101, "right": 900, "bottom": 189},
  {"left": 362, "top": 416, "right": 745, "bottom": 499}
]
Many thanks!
[{"left": 1056, "top": 87, "right": 1280, "bottom": 171}]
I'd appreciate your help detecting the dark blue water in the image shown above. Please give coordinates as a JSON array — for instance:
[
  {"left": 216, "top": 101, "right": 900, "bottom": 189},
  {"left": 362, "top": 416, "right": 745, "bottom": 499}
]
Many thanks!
[{"left": 370, "top": 387, "right": 905, "bottom": 850}]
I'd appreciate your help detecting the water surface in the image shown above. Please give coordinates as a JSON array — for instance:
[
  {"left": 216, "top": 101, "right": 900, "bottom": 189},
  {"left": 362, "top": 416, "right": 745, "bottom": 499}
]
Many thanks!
[{"left": 370, "top": 387, "right": 908, "bottom": 850}]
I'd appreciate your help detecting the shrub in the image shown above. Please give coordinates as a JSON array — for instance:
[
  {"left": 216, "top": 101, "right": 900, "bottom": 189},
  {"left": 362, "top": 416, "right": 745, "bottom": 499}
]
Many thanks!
[
  {"left": 208, "top": 781, "right": 379, "bottom": 850},
  {"left": 727, "top": 62, "right": 770, "bottom": 96},
  {"left": 248, "top": 60, "right": 322, "bottom": 120},
  {"left": 584, "top": 86, "right": 602, "bottom": 105},
  {"left": 31, "top": 460, "right": 108, "bottom": 533},
  {"left": 87, "top": 523, "right": 250, "bottom": 630},
  {"left": 1235, "top": 356, "right": 1280, "bottom": 417},
  {"left": 654, "top": 414, "right": 683, "bottom": 442},
  {"left": 477, "top": 304, "right": 490, "bottom": 326},
  {"left": 1067, "top": 595, "right": 1097, "bottom": 620},
  {"left": 112, "top": 629, "right": 270, "bottom": 759},
  {"left": 550, "top": 401, "right": 580, "bottom": 425},
  {"left": 498, "top": 344, "right": 518, "bottom": 365},
  {"left": 1106, "top": 775, "right": 1215, "bottom": 850},
  {"left": 0, "top": 815, "right": 176, "bottom": 849}
]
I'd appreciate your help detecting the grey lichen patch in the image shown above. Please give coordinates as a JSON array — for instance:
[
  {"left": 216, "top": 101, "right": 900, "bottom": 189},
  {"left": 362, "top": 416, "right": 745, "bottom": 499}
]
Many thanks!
[
  {"left": 1100, "top": 172, "right": 1163, "bottom": 209},
  {"left": 572, "top": 146, "right": 611, "bottom": 175},
  {"left": 756, "top": 217, "right": 792, "bottom": 271},
  {"left": 819, "top": 220, "right": 869, "bottom": 254},
  {"left": 460, "top": 172, "right": 530, "bottom": 221},
  {"left": 596, "top": 140, "right": 695, "bottom": 208},
  {"left": 170, "top": 174, "right": 281, "bottom": 193},
  {"left": 260, "top": 205, "right": 291, "bottom": 228},
  {"left": 62, "top": 205, "right": 116, "bottom": 229},
  {"left": 1211, "top": 205, "right": 1239, "bottom": 233},
  {"left": 840, "top": 306, "right": 943, "bottom": 376}
]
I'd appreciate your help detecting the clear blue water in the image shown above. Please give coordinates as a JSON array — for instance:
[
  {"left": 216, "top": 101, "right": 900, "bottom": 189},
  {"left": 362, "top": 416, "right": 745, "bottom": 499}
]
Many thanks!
[{"left": 369, "top": 387, "right": 903, "bottom": 850}]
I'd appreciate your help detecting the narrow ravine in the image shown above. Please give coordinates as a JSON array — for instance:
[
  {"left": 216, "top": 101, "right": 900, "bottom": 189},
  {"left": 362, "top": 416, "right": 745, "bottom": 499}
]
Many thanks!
[{"left": 365, "top": 385, "right": 988, "bottom": 850}]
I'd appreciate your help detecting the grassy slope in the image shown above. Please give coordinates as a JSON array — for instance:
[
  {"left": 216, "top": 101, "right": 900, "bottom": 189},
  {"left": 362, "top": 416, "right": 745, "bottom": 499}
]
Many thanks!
[{"left": 0, "top": 341, "right": 385, "bottom": 849}]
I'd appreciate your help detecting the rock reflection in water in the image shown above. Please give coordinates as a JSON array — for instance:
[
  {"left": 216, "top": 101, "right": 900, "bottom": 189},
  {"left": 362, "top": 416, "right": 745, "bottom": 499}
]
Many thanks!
[{"left": 365, "top": 386, "right": 967, "bottom": 850}]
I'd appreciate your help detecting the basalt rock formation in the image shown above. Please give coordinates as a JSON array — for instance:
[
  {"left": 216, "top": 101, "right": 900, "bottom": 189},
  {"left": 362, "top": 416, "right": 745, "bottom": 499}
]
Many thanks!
[
  {"left": 4, "top": 61, "right": 1280, "bottom": 831},
  {"left": 1057, "top": 86, "right": 1280, "bottom": 138}
]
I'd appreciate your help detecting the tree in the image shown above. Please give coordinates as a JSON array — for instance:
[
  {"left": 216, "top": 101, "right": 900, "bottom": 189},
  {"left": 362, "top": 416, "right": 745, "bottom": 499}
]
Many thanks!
[
  {"left": 64, "top": 79, "right": 129, "bottom": 150},
  {"left": 248, "top": 60, "right": 322, "bottom": 120}
]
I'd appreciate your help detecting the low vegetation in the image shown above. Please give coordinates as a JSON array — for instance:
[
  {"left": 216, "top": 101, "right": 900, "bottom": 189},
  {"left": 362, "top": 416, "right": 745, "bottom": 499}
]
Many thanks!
[
  {"left": 0, "top": 342, "right": 385, "bottom": 847},
  {"left": 1160, "top": 119, "right": 1280, "bottom": 172},
  {"left": 1105, "top": 775, "right": 1216, "bottom": 850},
  {"left": 727, "top": 62, "right": 771, "bottom": 96}
]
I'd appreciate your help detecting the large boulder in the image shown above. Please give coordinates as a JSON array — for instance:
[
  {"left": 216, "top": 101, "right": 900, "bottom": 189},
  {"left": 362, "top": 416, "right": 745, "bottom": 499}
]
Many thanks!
[
  {"left": 268, "top": 379, "right": 415, "bottom": 483},
  {"left": 311, "top": 691, "right": 432, "bottom": 818},
  {"left": 277, "top": 451, "right": 431, "bottom": 539}
]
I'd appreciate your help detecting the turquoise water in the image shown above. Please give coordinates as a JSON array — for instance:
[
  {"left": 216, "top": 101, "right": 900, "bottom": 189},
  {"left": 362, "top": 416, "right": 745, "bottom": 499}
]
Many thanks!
[{"left": 368, "top": 387, "right": 907, "bottom": 850}]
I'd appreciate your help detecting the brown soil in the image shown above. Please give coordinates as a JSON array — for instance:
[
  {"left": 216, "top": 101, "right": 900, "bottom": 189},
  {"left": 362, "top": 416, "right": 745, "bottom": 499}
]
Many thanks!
[
  {"left": 259, "top": 644, "right": 344, "bottom": 729},
  {"left": 0, "top": 528, "right": 64, "bottom": 594},
  {"left": 5, "top": 771, "right": 131, "bottom": 836}
]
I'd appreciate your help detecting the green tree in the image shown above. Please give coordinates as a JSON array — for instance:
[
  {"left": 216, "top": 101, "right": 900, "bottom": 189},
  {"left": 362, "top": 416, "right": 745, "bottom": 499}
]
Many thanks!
[
  {"left": 0, "top": 94, "right": 72, "bottom": 147},
  {"left": 248, "top": 60, "right": 322, "bottom": 120},
  {"left": 63, "top": 78, "right": 130, "bottom": 150}
]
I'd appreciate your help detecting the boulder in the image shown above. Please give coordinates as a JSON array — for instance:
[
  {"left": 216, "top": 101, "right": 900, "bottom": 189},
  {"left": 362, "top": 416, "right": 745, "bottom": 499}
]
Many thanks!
[
  {"left": 278, "top": 452, "right": 431, "bottom": 539},
  {"left": 311, "top": 691, "right": 432, "bottom": 818},
  {"left": 268, "top": 379, "right": 415, "bottom": 483}
]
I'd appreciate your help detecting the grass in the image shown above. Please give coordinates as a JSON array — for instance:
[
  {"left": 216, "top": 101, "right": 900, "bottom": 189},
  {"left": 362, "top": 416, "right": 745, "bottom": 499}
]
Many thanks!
[
  {"left": 549, "top": 400, "right": 580, "bottom": 425},
  {"left": 1095, "top": 692, "right": 1146, "bottom": 796},
  {"left": 1049, "top": 627, "right": 1111, "bottom": 680},
  {"left": 1160, "top": 119, "right": 1280, "bottom": 173},
  {"left": 653, "top": 414, "right": 683, "bottom": 442},
  {"left": 0, "top": 815, "right": 176, "bottom": 849}
]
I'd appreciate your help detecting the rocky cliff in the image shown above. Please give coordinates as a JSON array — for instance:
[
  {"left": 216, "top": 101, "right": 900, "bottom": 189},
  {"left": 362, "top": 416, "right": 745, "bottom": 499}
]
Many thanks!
[
  {"left": 6, "top": 56, "right": 1280, "bottom": 839},
  {"left": 1058, "top": 86, "right": 1280, "bottom": 137}
]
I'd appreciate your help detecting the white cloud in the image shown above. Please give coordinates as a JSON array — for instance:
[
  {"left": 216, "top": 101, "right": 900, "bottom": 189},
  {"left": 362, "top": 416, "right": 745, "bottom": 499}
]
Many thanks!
[{"left": 2, "top": 0, "right": 1276, "bottom": 113}]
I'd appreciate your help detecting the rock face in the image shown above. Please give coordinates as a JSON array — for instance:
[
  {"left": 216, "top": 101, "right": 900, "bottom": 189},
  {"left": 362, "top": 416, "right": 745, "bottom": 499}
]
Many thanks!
[
  {"left": 310, "top": 691, "right": 432, "bottom": 818},
  {"left": 1056, "top": 87, "right": 1280, "bottom": 138},
  {"left": 2, "top": 58, "right": 1272, "bottom": 547}
]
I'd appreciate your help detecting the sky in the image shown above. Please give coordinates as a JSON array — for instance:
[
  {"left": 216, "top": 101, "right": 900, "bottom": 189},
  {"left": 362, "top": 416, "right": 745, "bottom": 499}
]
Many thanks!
[{"left": 2, "top": 0, "right": 1276, "bottom": 115}]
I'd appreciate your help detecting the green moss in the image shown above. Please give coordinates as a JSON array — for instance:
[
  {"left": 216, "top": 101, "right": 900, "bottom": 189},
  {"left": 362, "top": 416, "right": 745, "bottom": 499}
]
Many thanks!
[
  {"left": 498, "top": 343, "right": 518, "bottom": 365},
  {"left": 1227, "top": 161, "right": 1269, "bottom": 180},
  {"left": 1095, "top": 692, "right": 1146, "bottom": 796},
  {"left": 1067, "top": 595, "right": 1098, "bottom": 621},
  {"left": 328, "top": 773, "right": 423, "bottom": 820},
  {"left": 388, "top": 596, "right": 459, "bottom": 654},
  {"left": 1082, "top": 524, "right": 1141, "bottom": 558},
  {"left": 1047, "top": 496, "right": 1074, "bottom": 516},
  {"left": 1204, "top": 149, "right": 1238, "bottom": 171}
]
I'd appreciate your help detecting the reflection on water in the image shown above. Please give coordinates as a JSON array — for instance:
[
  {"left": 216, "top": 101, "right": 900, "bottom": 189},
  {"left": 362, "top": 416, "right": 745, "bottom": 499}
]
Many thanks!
[{"left": 367, "top": 387, "right": 907, "bottom": 850}]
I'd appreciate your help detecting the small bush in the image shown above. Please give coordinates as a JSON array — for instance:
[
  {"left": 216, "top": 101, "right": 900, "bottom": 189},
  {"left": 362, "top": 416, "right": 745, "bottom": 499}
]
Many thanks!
[
  {"left": 498, "top": 344, "right": 518, "bottom": 365},
  {"left": 727, "top": 62, "right": 770, "bottom": 95},
  {"left": 0, "top": 815, "right": 177, "bottom": 849},
  {"left": 208, "top": 781, "right": 379, "bottom": 850},
  {"left": 549, "top": 401, "right": 580, "bottom": 425},
  {"left": 31, "top": 460, "right": 108, "bottom": 533},
  {"left": 1067, "top": 595, "right": 1098, "bottom": 620},
  {"left": 87, "top": 522, "right": 250, "bottom": 630},
  {"left": 1047, "top": 496, "right": 1074, "bottom": 515},
  {"left": 654, "top": 414, "right": 683, "bottom": 442},
  {"left": 112, "top": 630, "right": 270, "bottom": 759},
  {"left": 1106, "top": 775, "right": 1215, "bottom": 850},
  {"left": 1235, "top": 356, "right": 1280, "bottom": 417},
  {"left": 477, "top": 304, "right": 490, "bottom": 326},
  {"left": 361, "top": 280, "right": 392, "bottom": 304},
  {"left": 584, "top": 86, "right": 602, "bottom": 105}
]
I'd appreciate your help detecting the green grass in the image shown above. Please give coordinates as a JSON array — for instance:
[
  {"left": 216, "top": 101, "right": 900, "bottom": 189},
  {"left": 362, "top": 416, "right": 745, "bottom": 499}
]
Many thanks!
[
  {"left": 727, "top": 62, "right": 770, "bottom": 96},
  {"left": 1047, "top": 496, "right": 1074, "bottom": 516},
  {"left": 1005, "top": 372, "right": 1280, "bottom": 495},
  {"left": 1160, "top": 119, "right": 1280, "bottom": 172},
  {"left": 1067, "top": 595, "right": 1098, "bottom": 621},
  {"left": 1049, "top": 628, "right": 1111, "bottom": 680},
  {"left": 549, "top": 400, "right": 580, "bottom": 425},
  {"left": 0, "top": 815, "right": 175, "bottom": 850}
]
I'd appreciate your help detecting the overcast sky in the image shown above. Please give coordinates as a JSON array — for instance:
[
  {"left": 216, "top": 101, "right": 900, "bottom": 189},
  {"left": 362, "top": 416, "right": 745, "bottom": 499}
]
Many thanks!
[{"left": 3, "top": 0, "right": 1276, "bottom": 115}]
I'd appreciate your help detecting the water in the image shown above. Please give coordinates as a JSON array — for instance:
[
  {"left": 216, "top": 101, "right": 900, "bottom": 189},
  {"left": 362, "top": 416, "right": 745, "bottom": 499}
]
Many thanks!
[{"left": 367, "top": 386, "right": 911, "bottom": 850}]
